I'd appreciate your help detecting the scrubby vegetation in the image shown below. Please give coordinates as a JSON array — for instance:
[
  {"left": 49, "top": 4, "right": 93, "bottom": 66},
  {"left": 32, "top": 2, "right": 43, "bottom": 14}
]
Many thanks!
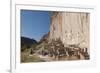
[
  {"left": 21, "top": 36, "right": 37, "bottom": 52},
  {"left": 21, "top": 36, "right": 90, "bottom": 63},
  {"left": 21, "top": 49, "right": 45, "bottom": 62},
  {"left": 21, "top": 36, "right": 45, "bottom": 62}
]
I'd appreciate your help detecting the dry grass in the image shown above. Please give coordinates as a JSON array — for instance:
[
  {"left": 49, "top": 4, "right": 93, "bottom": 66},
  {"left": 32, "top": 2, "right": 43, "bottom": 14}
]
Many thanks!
[{"left": 21, "top": 49, "right": 45, "bottom": 63}]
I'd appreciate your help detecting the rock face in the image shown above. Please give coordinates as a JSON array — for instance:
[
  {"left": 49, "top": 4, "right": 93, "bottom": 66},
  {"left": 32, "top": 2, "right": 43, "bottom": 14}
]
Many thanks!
[{"left": 49, "top": 12, "right": 90, "bottom": 52}]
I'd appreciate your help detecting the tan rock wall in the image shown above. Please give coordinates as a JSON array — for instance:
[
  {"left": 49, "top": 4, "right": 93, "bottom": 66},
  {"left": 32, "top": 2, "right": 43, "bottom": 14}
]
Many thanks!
[{"left": 49, "top": 12, "right": 90, "bottom": 50}]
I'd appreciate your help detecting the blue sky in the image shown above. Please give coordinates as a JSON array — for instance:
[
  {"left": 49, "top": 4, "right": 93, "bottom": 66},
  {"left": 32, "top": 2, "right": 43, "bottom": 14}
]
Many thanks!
[{"left": 21, "top": 10, "right": 51, "bottom": 41}]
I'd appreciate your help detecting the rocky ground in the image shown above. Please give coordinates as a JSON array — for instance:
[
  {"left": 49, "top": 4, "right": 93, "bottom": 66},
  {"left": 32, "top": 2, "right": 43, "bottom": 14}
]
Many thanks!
[{"left": 29, "top": 38, "right": 90, "bottom": 62}]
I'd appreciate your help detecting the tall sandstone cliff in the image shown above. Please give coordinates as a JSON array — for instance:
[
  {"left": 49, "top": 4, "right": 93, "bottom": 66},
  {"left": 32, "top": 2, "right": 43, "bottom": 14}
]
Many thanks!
[{"left": 49, "top": 12, "right": 90, "bottom": 51}]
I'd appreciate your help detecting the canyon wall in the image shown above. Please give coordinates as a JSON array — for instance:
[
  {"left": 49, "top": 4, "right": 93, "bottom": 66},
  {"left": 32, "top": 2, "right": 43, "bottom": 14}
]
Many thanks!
[{"left": 49, "top": 12, "right": 90, "bottom": 50}]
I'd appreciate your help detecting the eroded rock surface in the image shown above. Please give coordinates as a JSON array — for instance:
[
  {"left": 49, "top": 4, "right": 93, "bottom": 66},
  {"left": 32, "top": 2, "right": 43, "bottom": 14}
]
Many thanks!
[{"left": 49, "top": 12, "right": 90, "bottom": 53}]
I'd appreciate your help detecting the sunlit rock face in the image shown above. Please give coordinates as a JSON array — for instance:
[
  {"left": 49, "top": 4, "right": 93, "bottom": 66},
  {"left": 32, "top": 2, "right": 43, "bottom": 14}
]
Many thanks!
[{"left": 49, "top": 12, "right": 90, "bottom": 51}]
